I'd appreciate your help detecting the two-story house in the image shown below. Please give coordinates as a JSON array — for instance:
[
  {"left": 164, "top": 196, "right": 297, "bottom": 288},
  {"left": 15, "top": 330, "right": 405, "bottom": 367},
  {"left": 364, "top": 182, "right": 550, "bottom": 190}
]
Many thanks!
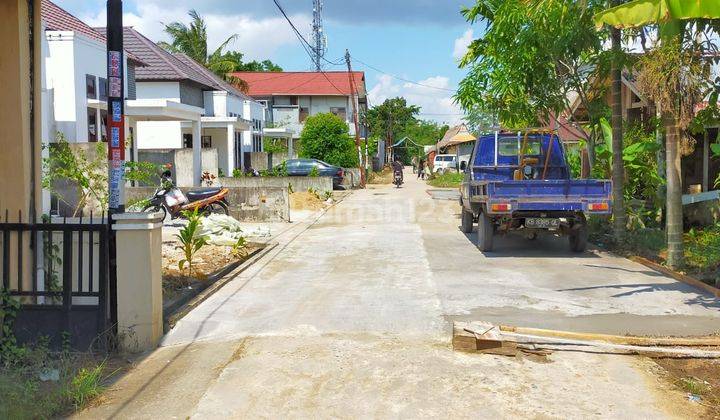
[
  {"left": 42, "top": 0, "right": 141, "bottom": 145},
  {"left": 100, "top": 27, "right": 266, "bottom": 183},
  {"left": 231, "top": 71, "right": 368, "bottom": 154}
]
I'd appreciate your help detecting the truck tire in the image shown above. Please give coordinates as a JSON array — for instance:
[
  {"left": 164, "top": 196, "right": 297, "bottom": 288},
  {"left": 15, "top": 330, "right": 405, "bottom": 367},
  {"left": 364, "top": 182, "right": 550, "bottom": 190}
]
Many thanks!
[
  {"left": 477, "top": 212, "right": 494, "bottom": 252},
  {"left": 569, "top": 223, "right": 588, "bottom": 253},
  {"left": 460, "top": 209, "right": 474, "bottom": 233}
]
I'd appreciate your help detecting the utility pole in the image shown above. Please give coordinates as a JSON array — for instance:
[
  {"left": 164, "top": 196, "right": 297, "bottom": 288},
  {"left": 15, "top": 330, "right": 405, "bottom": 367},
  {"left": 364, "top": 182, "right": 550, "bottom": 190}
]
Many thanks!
[
  {"left": 107, "top": 0, "right": 125, "bottom": 213},
  {"left": 311, "top": 0, "right": 327, "bottom": 71},
  {"left": 345, "top": 49, "right": 366, "bottom": 187}
]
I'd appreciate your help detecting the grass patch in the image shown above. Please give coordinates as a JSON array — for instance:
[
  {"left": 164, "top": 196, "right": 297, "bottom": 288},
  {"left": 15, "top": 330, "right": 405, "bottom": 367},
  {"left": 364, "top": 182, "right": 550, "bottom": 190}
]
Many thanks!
[
  {"left": 427, "top": 172, "right": 463, "bottom": 188},
  {"left": 0, "top": 339, "right": 113, "bottom": 419}
]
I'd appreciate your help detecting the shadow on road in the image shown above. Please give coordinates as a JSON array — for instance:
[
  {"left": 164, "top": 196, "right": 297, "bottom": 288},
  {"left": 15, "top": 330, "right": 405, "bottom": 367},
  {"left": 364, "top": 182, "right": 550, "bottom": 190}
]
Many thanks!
[
  {"left": 558, "top": 282, "right": 720, "bottom": 310},
  {"left": 460, "top": 230, "right": 600, "bottom": 259}
]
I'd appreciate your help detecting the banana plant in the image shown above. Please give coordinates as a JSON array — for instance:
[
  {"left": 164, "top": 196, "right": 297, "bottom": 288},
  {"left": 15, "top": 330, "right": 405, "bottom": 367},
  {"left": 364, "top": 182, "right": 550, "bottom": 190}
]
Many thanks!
[{"left": 594, "top": 0, "right": 720, "bottom": 269}]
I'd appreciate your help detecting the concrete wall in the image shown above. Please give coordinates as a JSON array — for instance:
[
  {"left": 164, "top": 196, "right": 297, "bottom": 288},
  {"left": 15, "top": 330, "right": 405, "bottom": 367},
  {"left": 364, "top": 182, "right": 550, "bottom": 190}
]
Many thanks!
[
  {"left": 685, "top": 199, "right": 720, "bottom": 227},
  {"left": 137, "top": 121, "right": 183, "bottom": 149},
  {"left": 126, "top": 186, "right": 290, "bottom": 222},
  {"left": 138, "top": 148, "right": 218, "bottom": 187},
  {"left": 248, "top": 151, "right": 297, "bottom": 171},
  {"left": 0, "top": 0, "right": 43, "bottom": 220},
  {"left": 180, "top": 81, "right": 205, "bottom": 108},
  {"left": 136, "top": 81, "right": 181, "bottom": 102},
  {"left": 220, "top": 176, "right": 333, "bottom": 194}
]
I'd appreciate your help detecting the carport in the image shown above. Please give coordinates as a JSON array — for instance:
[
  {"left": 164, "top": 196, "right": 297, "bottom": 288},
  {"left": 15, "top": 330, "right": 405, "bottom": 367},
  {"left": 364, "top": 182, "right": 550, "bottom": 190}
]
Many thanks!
[{"left": 125, "top": 99, "right": 204, "bottom": 186}]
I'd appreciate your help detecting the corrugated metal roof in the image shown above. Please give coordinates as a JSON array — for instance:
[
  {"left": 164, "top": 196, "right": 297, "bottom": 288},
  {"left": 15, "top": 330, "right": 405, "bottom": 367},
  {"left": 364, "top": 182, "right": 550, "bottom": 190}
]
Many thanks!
[
  {"left": 95, "top": 27, "right": 216, "bottom": 89},
  {"left": 173, "top": 53, "right": 255, "bottom": 102}
]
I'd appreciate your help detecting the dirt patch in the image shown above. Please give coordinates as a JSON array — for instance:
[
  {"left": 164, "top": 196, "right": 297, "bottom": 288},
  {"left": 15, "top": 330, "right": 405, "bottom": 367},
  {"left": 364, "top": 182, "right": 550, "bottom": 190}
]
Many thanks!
[
  {"left": 367, "top": 167, "right": 393, "bottom": 184},
  {"left": 651, "top": 358, "right": 720, "bottom": 418},
  {"left": 162, "top": 243, "right": 259, "bottom": 299},
  {"left": 290, "top": 191, "right": 327, "bottom": 211}
]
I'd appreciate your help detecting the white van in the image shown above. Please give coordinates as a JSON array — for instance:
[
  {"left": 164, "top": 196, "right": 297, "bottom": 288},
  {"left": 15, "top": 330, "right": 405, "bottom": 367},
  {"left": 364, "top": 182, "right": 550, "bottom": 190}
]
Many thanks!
[{"left": 433, "top": 154, "right": 458, "bottom": 174}]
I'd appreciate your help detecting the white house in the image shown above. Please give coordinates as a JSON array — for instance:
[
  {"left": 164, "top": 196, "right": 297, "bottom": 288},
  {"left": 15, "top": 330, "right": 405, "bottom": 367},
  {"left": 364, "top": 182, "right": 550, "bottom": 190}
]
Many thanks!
[
  {"left": 231, "top": 71, "right": 368, "bottom": 155},
  {"left": 41, "top": 0, "right": 140, "bottom": 146},
  {"left": 101, "top": 27, "right": 266, "bottom": 183}
]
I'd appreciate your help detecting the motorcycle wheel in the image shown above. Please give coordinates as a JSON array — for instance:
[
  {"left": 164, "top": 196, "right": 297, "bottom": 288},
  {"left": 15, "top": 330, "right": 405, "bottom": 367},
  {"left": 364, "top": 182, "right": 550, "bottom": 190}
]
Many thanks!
[
  {"left": 142, "top": 204, "right": 167, "bottom": 222},
  {"left": 204, "top": 201, "right": 229, "bottom": 216}
]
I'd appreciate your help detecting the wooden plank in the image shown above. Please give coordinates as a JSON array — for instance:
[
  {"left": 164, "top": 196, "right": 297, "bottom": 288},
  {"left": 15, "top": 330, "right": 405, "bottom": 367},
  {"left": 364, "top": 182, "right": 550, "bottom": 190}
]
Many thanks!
[
  {"left": 499, "top": 325, "right": 720, "bottom": 347},
  {"left": 453, "top": 322, "right": 518, "bottom": 356}
]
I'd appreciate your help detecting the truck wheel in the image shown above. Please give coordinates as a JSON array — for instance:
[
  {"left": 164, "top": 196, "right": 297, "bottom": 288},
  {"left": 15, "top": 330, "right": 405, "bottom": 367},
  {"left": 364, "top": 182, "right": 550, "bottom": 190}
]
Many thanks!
[
  {"left": 460, "top": 209, "right": 474, "bottom": 233},
  {"left": 569, "top": 223, "right": 588, "bottom": 253},
  {"left": 477, "top": 212, "right": 494, "bottom": 252}
]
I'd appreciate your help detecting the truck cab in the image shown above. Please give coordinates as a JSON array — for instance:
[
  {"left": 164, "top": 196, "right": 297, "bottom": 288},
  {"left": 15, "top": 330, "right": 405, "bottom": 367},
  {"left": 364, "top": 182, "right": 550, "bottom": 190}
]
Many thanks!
[{"left": 460, "top": 131, "right": 612, "bottom": 253}]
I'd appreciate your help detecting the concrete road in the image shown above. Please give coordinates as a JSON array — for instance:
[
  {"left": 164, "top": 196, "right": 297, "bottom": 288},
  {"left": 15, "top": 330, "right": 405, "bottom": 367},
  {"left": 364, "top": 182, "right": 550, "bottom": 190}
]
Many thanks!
[{"left": 80, "top": 169, "right": 719, "bottom": 419}]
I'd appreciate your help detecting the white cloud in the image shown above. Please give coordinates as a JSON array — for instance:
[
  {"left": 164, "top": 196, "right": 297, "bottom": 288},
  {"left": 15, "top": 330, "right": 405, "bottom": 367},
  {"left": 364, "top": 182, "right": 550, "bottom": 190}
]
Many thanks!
[
  {"left": 79, "top": 4, "right": 310, "bottom": 61},
  {"left": 453, "top": 29, "right": 474, "bottom": 61},
  {"left": 368, "top": 75, "right": 464, "bottom": 126}
]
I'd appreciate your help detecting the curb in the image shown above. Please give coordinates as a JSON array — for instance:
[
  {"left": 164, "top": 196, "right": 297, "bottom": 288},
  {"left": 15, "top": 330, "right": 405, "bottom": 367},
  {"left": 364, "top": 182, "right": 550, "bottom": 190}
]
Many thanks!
[
  {"left": 629, "top": 255, "right": 720, "bottom": 298},
  {"left": 163, "top": 242, "right": 279, "bottom": 331}
]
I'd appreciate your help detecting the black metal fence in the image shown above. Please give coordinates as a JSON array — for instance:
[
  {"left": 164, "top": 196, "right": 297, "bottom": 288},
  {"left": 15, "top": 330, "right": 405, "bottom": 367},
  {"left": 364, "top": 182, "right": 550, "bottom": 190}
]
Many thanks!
[{"left": 0, "top": 211, "right": 115, "bottom": 350}]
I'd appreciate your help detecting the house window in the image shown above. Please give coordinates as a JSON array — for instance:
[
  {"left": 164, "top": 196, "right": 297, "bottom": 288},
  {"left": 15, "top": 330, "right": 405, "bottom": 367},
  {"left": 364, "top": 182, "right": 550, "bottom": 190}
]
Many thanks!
[
  {"left": 100, "top": 109, "right": 108, "bottom": 142},
  {"left": 183, "top": 134, "right": 193, "bottom": 148},
  {"left": 299, "top": 107, "right": 309, "bottom": 122},
  {"left": 87, "top": 108, "right": 97, "bottom": 142},
  {"left": 99, "top": 77, "right": 108, "bottom": 101},
  {"left": 86, "top": 75, "right": 96, "bottom": 99},
  {"left": 252, "top": 134, "right": 262, "bottom": 152},
  {"left": 330, "top": 107, "right": 347, "bottom": 121},
  {"left": 201, "top": 135, "right": 212, "bottom": 148}
]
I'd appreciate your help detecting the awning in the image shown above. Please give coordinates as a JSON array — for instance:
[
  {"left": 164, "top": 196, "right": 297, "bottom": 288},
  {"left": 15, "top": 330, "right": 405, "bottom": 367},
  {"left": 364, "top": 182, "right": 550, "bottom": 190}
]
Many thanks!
[
  {"left": 125, "top": 99, "right": 203, "bottom": 121},
  {"left": 263, "top": 127, "right": 295, "bottom": 139},
  {"left": 437, "top": 130, "right": 476, "bottom": 149},
  {"left": 201, "top": 116, "right": 251, "bottom": 130}
]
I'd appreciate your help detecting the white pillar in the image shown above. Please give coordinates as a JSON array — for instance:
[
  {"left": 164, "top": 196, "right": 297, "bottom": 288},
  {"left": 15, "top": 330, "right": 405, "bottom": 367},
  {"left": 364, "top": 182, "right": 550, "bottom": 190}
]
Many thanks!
[
  {"left": 192, "top": 119, "right": 202, "bottom": 186},
  {"left": 288, "top": 136, "right": 294, "bottom": 158},
  {"left": 240, "top": 131, "right": 246, "bottom": 171},
  {"left": 226, "top": 123, "right": 234, "bottom": 176}
]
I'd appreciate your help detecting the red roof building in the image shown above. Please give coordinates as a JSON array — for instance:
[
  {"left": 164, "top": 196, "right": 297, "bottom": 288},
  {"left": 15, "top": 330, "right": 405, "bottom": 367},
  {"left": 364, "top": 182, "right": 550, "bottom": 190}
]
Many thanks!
[
  {"left": 231, "top": 71, "right": 368, "bottom": 140},
  {"left": 230, "top": 71, "right": 366, "bottom": 98}
]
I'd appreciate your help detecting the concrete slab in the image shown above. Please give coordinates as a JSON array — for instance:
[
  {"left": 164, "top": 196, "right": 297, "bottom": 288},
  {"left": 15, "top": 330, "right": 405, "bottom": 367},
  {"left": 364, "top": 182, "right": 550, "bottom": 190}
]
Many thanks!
[{"left": 79, "top": 168, "right": 719, "bottom": 419}]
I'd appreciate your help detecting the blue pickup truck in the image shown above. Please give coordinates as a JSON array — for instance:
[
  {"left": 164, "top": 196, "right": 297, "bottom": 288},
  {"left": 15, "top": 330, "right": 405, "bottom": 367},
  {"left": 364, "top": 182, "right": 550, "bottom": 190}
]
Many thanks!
[{"left": 459, "top": 131, "right": 612, "bottom": 253}]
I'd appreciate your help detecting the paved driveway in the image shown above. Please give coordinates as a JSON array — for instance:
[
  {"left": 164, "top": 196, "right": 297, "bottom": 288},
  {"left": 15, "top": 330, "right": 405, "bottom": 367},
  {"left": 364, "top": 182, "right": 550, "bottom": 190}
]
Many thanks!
[{"left": 79, "top": 169, "right": 719, "bottom": 419}]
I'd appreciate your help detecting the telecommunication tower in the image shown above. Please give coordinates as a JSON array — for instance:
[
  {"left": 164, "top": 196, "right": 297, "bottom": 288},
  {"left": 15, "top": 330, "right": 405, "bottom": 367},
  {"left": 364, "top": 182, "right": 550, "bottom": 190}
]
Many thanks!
[{"left": 311, "top": 0, "right": 327, "bottom": 71}]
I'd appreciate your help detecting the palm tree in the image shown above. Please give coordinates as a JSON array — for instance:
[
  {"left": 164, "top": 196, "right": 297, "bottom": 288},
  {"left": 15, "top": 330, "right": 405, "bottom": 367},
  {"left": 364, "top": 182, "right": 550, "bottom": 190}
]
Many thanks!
[
  {"left": 159, "top": 10, "right": 239, "bottom": 78},
  {"left": 609, "top": 0, "right": 626, "bottom": 243},
  {"left": 595, "top": 0, "right": 720, "bottom": 268}
]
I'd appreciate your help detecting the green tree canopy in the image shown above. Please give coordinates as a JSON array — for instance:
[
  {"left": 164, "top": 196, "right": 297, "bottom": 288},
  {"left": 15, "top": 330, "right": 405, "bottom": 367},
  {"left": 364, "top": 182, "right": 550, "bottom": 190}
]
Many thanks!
[
  {"left": 456, "top": 0, "right": 610, "bottom": 130},
  {"left": 365, "top": 97, "right": 420, "bottom": 144},
  {"left": 159, "top": 10, "right": 282, "bottom": 87},
  {"left": 299, "top": 113, "right": 359, "bottom": 168}
]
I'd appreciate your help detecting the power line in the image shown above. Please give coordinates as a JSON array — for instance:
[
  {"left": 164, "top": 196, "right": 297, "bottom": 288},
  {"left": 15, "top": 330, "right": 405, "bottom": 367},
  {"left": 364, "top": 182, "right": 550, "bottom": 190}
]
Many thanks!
[{"left": 352, "top": 57, "right": 457, "bottom": 92}]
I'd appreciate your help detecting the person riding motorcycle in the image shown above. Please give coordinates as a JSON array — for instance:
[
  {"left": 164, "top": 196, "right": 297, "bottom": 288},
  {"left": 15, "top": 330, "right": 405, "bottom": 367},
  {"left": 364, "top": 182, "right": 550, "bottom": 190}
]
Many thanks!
[{"left": 391, "top": 157, "right": 404, "bottom": 182}]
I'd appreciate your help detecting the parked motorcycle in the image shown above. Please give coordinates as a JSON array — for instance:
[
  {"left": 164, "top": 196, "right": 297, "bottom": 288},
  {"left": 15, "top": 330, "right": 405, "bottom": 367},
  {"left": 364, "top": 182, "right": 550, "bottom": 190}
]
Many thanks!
[
  {"left": 142, "top": 171, "right": 230, "bottom": 220},
  {"left": 393, "top": 170, "right": 403, "bottom": 188}
]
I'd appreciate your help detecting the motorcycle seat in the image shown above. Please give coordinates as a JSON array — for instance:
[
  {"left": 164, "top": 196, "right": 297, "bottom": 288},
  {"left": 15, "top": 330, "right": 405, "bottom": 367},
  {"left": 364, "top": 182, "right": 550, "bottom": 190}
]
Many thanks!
[{"left": 186, "top": 188, "right": 222, "bottom": 202}]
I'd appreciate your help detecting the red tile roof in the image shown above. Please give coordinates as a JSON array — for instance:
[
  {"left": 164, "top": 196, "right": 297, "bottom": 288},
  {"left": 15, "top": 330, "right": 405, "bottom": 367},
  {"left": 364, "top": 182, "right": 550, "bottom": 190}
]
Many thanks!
[
  {"left": 42, "top": 0, "right": 143, "bottom": 64},
  {"left": 230, "top": 71, "right": 366, "bottom": 97}
]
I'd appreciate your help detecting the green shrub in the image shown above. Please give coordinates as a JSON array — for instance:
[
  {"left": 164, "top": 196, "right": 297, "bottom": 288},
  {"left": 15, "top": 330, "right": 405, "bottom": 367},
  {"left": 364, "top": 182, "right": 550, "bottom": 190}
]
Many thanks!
[
  {"left": 175, "top": 209, "right": 208, "bottom": 276},
  {"left": 299, "top": 113, "right": 358, "bottom": 168}
]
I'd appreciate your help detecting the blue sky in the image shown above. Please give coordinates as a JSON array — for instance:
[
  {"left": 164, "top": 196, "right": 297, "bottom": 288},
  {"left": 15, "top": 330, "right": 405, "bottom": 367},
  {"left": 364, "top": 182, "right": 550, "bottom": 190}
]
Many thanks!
[{"left": 54, "top": 0, "right": 481, "bottom": 125}]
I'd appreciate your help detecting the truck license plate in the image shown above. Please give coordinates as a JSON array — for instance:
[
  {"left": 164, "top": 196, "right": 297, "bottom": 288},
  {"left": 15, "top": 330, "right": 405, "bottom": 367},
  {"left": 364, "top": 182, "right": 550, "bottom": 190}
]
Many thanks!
[{"left": 526, "top": 218, "right": 560, "bottom": 229}]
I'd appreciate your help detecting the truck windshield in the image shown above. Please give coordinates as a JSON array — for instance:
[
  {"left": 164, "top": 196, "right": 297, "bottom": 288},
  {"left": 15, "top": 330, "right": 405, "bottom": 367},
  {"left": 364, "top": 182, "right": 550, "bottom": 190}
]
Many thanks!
[{"left": 498, "top": 138, "right": 541, "bottom": 156}]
